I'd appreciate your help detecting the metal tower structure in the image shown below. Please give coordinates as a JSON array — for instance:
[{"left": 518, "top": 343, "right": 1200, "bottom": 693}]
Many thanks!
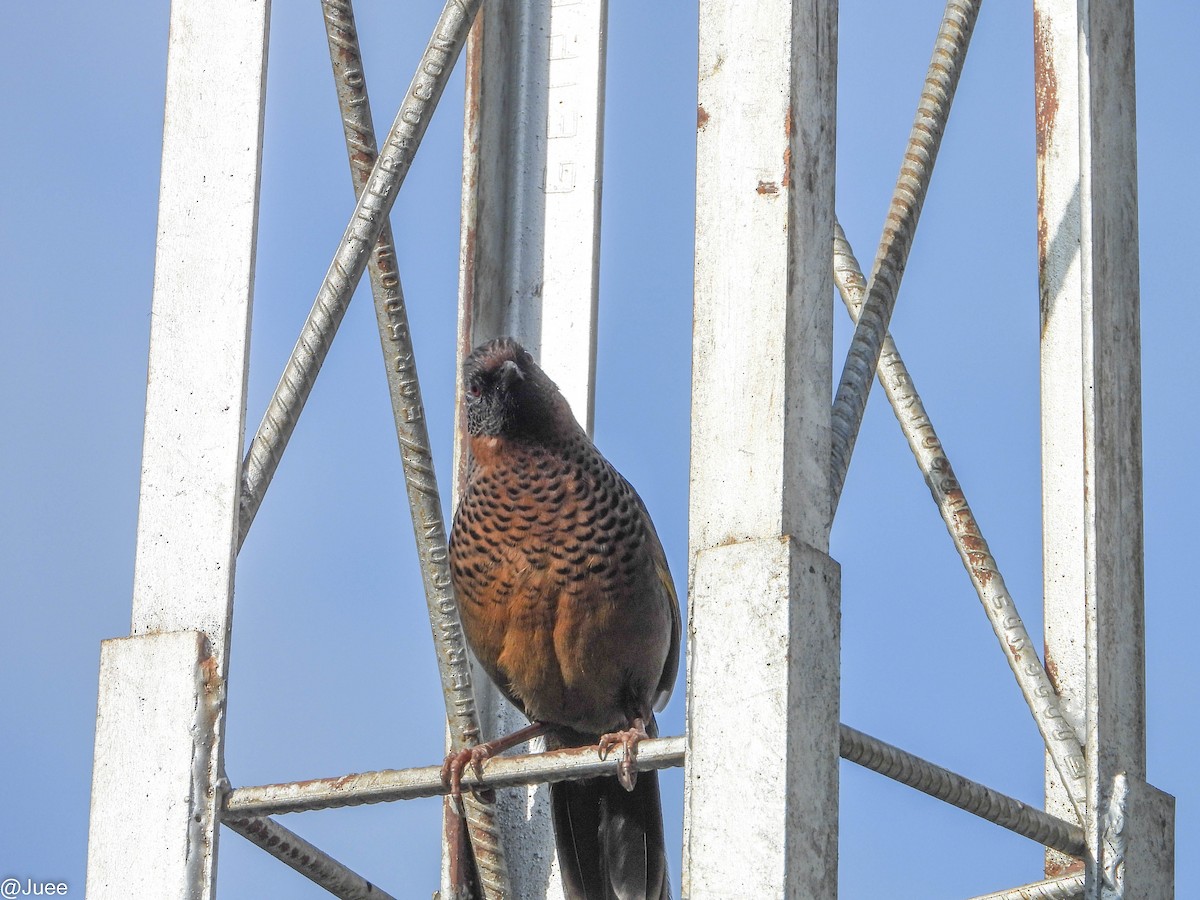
[{"left": 84, "top": 0, "right": 1174, "bottom": 898}]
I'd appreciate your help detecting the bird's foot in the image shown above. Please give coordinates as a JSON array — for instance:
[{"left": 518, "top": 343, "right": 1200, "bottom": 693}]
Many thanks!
[
  {"left": 598, "top": 717, "right": 650, "bottom": 792},
  {"left": 440, "top": 721, "right": 549, "bottom": 809},
  {"left": 441, "top": 745, "right": 496, "bottom": 810}
]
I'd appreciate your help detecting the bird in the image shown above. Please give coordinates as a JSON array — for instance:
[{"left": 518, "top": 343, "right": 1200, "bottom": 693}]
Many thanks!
[{"left": 445, "top": 337, "right": 680, "bottom": 900}]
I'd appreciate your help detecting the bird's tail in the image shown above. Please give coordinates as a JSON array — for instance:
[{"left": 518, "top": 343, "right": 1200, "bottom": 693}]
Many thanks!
[{"left": 549, "top": 729, "right": 670, "bottom": 900}]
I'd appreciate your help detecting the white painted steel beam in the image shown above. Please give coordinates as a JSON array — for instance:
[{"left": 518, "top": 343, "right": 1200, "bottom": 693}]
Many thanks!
[
  {"left": 1037, "top": 1, "right": 1174, "bottom": 895},
  {"left": 129, "top": 0, "right": 269, "bottom": 671},
  {"left": 686, "top": 0, "right": 839, "bottom": 896},
  {"left": 87, "top": 633, "right": 224, "bottom": 899},
  {"left": 1077, "top": 2, "right": 1175, "bottom": 896},
  {"left": 453, "top": 1, "right": 607, "bottom": 896},
  {"left": 87, "top": 1, "right": 269, "bottom": 895},
  {"left": 1034, "top": 0, "right": 1089, "bottom": 879}
]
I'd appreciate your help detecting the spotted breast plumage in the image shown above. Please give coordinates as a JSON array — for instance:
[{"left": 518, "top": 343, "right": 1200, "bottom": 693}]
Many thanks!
[{"left": 447, "top": 337, "right": 679, "bottom": 900}]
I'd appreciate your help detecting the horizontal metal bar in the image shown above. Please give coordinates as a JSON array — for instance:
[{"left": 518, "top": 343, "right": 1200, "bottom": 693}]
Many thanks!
[
  {"left": 237, "top": 0, "right": 481, "bottom": 546},
  {"left": 225, "top": 736, "right": 686, "bottom": 818},
  {"left": 224, "top": 813, "right": 398, "bottom": 900},
  {"left": 840, "top": 724, "right": 1085, "bottom": 858},
  {"left": 831, "top": 220, "right": 1089, "bottom": 824},
  {"left": 965, "top": 874, "right": 1085, "bottom": 900},
  {"left": 226, "top": 724, "right": 1080, "bottom": 858}
]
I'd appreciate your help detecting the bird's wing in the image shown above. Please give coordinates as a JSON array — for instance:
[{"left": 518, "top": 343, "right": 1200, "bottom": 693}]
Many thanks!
[{"left": 632, "top": 494, "right": 680, "bottom": 713}]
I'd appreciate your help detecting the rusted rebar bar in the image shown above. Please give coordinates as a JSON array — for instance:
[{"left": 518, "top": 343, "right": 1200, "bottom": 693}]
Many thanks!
[
  {"left": 316, "top": 1, "right": 509, "bottom": 896},
  {"left": 225, "top": 725, "right": 1082, "bottom": 858},
  {"left": 224, "top": 813, "right": 398, "bottom": 900},
  {"left": 839, "top": 725, "right": 1084, "bottom": 858},
  {"left": 829, "top": 0, "right": 981, "bottom": 509},
  {"left": 966, "top": 874, "right": 1085, "bottom": 900},
  {"left": 832, "top": 220, "right": 1088, "bottom": 822},
  {"left": 238, "top": 0, "right": 481, "bottom": 543},
  {"left": 224, "top": 736, "right": 687, "bottom": 817}
]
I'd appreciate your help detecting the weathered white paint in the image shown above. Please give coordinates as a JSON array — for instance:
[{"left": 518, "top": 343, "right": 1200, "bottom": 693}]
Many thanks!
[
  {"left": 689, "top": 1, "right": 836, "bottom": 556},
  {"left": 89, "top": 1, "right": 269, "bottom": 895},
  {"left": 685, "top": 0, "right": 839, "bottom": 895},
  {"left": 1105, "top": 776, "right": 1175, "bottom": 898},
  {"left": 537, "top": 0, "right": 606, "bottom": 430},
  {"left": 86, "top": 632, "right": 222, "bottom": 899},
  {"left": 1075, "top": 1, "right": 1174, "bottom": 895},
  {"left": 130, "top": 0, "right": 270, "bottom": 670},
  {"left": 686, "top": 539, "right": 840, "bottom": 897},
  {"left": 452, "top": 1, "right": 607, "bottom": 895},
  {"left": 1034, "top": 0, "right": 1089, "bottom": 877}
]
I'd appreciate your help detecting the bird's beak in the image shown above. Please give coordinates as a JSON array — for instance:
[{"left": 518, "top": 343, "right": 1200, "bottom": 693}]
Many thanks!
[{"left": 498, "top": 360, "right": 524, "bottom": 385}]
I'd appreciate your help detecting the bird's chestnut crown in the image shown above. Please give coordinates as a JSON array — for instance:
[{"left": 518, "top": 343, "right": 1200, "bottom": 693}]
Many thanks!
[{"left": 463, "top": 338, "right": 566, "bottom": 439}]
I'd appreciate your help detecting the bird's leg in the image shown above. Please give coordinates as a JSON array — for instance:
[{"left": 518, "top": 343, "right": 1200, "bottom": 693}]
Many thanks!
[
  {"left": 597, "top": 716, "right": 650, "bottom": 792},
  {"left": 441, "top": 721, "right": 549, "bottom": 803}
]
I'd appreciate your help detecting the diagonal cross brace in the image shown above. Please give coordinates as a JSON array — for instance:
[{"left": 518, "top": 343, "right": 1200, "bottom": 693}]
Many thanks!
[
  {"left": 237, "top": 0, "right": 482, "bottom": 546},
  {"left": 830, "top": 0, "right": 982, "bottom": 511},
  {"left": 832, "top": 221, "right": 1087, "bottom": 822},
  {"left": 316, "top": 1, "right": 510, "bottom": 897}
]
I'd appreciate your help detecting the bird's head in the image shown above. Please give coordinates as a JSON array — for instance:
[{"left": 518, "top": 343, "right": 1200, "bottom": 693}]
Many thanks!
[{"left": 462, "top": 338, "right": 575, "bottom": 441}]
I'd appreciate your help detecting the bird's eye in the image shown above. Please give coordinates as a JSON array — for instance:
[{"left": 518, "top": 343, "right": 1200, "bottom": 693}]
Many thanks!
[{"left": 467, "top": 382, "right": 482, "bottom": 399}]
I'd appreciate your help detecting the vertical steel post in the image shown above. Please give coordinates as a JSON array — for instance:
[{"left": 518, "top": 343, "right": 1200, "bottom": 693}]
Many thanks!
[
  {"left": 85, "top": 0, "right": 270, "bottom": 896},
  {"left": 453, "top": 0, "right": 607, "bottom": 895},
  {"left": 1035, "top": 0, "right": 1088, "bottom": 879},
  {"left": 1040, "top": 1, "right": 1174, "bottom": 896},
  {"left": 1076, "top": 2, "right": 1174, "bottom": 896},
  {"left": 685, "top": 1, "right": 839, "bottom": 896}
]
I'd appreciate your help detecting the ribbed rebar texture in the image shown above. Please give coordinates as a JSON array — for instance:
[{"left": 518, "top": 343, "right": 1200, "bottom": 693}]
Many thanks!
[
  {"left": 225, "top": 724, "right": 1083, "bottom": 858},
  {"left": 224, "top": 814, "right": 398, "bottom": 900},
  {"left": 839, "top": 725, "right": 1085, "bottom": 858},
  {"left": 829, "top": 0, "right": 981, "bottom": 509},
  {"left": 966, "top": 874, "right": 1085, "bottom": 900},
  {"left": 237, "top": 0, "right": 482, "bottom": 545},
  {"left": 318, "top": 2, "right": 509, "bottom": 897},
  {"left": 224, "top": 736, "right": 686, "bottom": 817},
  {"left": 832, "top": 221, "right": 1088, "bottom": 822}
]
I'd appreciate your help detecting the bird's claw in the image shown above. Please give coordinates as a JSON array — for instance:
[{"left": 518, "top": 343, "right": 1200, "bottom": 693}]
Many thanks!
[
  {"left": 597, "top": 717, "right": 649, "bottom": 792},
  {"left": 441, "top": 745, "right": 495, "bottom": 812}
]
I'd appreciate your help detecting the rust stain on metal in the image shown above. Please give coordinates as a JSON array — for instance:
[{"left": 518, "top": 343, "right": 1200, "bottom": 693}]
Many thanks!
[
  {"left": 464, "top": 23, "right": 484, "bottom": 147},
  {"left": 697, "top": 105, "right": 710, "bottom": 130},
  {"left": 284, "top": 771, "right": 360, "bottom": 792},
  {"left": 444, "top": 796, "right": 482, "bottom": 899},
  {"left": 782, "top": 107, "right": 792, "bottom": 188},
  {"left": 757, "top": 180, "right": 779, "bottom": 196},
  {"left": 1033, "top": 7, "right": 1059, "bottom": 337},
  {"left": 199, "top": 653, "right": 221, "bottom": 707},
  {"left": 1033, "top": 9, "right": 1059, "bottom": 168},
  {"left": 1044, "top": 650, "right": 1061, "bottom": 691},
  {"left": 1045, "top": 855, "right": 1085, "bottom": 879}
]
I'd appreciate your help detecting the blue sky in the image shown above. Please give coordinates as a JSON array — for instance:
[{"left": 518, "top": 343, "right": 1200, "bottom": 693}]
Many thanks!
[{"left": 2, "top": 2, "right": 1195, "bottom": 898}]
